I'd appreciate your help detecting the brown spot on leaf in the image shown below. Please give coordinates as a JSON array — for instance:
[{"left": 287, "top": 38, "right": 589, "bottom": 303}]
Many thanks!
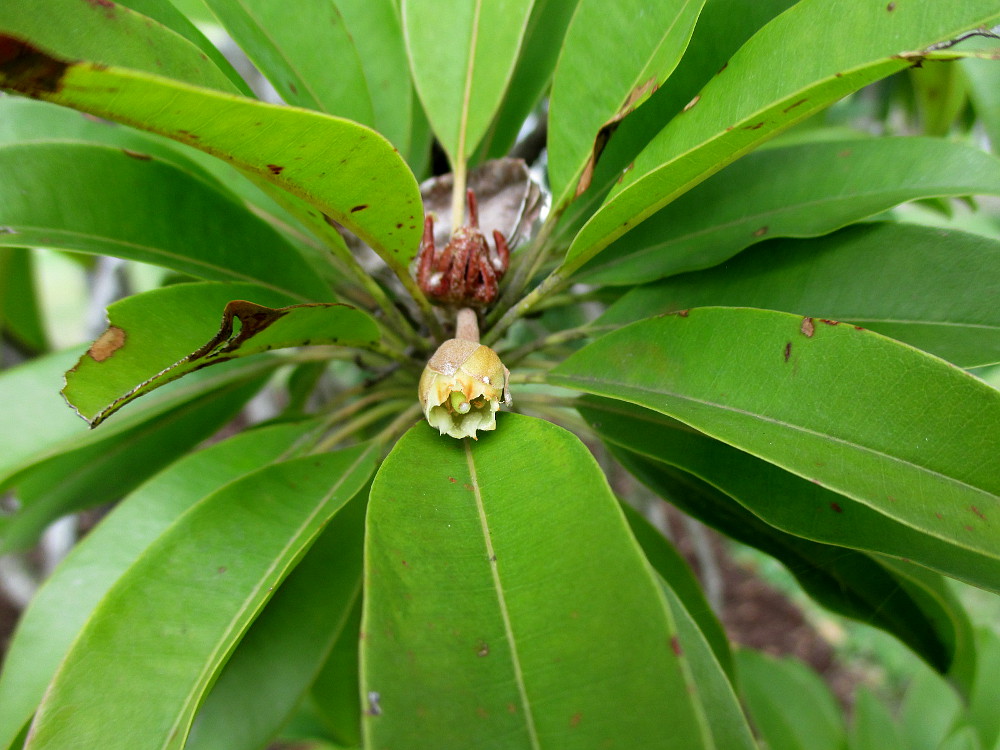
[
  {"left": 350, "top": 204, "right": 368, "bottom": 212},
  {"left": 753, "top": 226, "right": 769, "bottom": 237},
  {"left": 463, "top": 483, "right": 473, "bottom": 492},
  {"left": 783, "top": 98, "right": 808, "bottom": 113},
  {"left": 886, "top": 1, "right": 896, "bottom": 9},
  {"left": 830, "top": 502, "right": 843, "bottom": 513},
  {"left": 670, "top": 635, "right": 683, "bottom": 656},
  {"left": 88, "top": 325, "right": 126, "bottom": 362},
  {"left": 838, "top": 149, "right": 853, "bottom": 158},
  {"left": 683, "top": 95, "right": 700, "bottom": 112},
  {"left": 476, "top": 641, "right": 489, "bottom": 657},
  {"left": 820, "top": 318, "right": 839, "bottom": 326},
  {"left": 784, "top": 342, "right": 792, "bottom": 362},
  {"left": 266, "top": 164, "right": 284, "bottom": 175},
  {"left": 0, "top": 35, "right": 70, "bottom": 96},
  {"left": 801, "top": 317, "right": 815, "bottom": 337},
  {"left": 448, "top": 476, "right": 457, "bottom": 483},
  {"left": 575, "top": 77, "right": 659, "bottom": 196},
  {"left": 971, "top": 505, "right": 986, "bottom": 521},
  {"left": 935, "top": 512, "right": 944, "bottom": 520},
  {"left": 717, "top": 61, "right": 729, "bottom": 74},
  {"left": 217, "top": 566, "right": 227, "bottom": 574},
  {"left": 743, "top": 122, "right": 765, "bottom": 130},
  {"left": 122, "top": 149, "right": 151, "bottom": 160}
]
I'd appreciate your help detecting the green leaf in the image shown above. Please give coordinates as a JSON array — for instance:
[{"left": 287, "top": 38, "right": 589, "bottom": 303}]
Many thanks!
[
  {"left": 967, "top": 628, "right": 1000, "bottom": 750},
  {"left": 599, "top": 223, "right": 1000, "bottom": 367},
  {"left": 22, "top": 445, "right": 378, "bottom": 750},
  {"left": 403, "top": 0, "right": 535, "bottom": 166},
  {"left": 0, "top": 97, "right": 315, "bottom": 239},
  {"left": 551, "top": 307, "right": 1000, "bottom": 592},
  {"left": 186, "top": 489, "right": 367, "bottom": 750},
  {"left": 547, "top": 0, "right": 706, "bottom": 207},
  {"left": 963, "top": 58, "right": 1000, "bottom": 151},
  {"left": 851, "top": 687, "right": 904, "bottom": 750},
  {"left": 736, "top": 649, "right": 846, "bottom": 750},
  {"left": 361, "top": 414, "right": 756, "bottom": 750},
  {"left": 334, "top": 0, "right": 415, "bottom": 159},
  {"left": 581, "top": 397, "right": 975, "bottom": 679},
  {"left": 476, "top": 0, "right": 580, "bottom": 160},
  {"left": 0, "top": 420, "right": 317, "bottom": 750},
  {"left": 0, "top": 49, "right": 424, "bottom": 271},
  {"left": 0, "top": 247, "right": 48, "bottom": 355},
  {"left": 0, "top": 0, "right": 237, "bottom": 92},
  {"left": 62, "top": 281, "right": 379, "bottom": 426},
  {"left": 0, "top": 360, "right": 273, "bottom": 553},
  {"left": 552, "top": 0, "right": 799, "bottom": 245},
  {"left": 899, "top": 661, "right": 964, "bottom": 750},
  {"left": 576, "top": 136, "right": 1000, "bottom": 288},
  {"left": 620, "top": 502, "right": 733, "bottom": 678},
  {"left": 309, "top": 598, "right": 363, "bottom": 748},
  {"left": 202, "top": 0, "right": 374, "bottom": 124},
  {"left": 111, "top": 0, "right": 252, "bottom": 95},
  {"left": 563, "top": 0, "right": 1000, "bottom": 274},
  {"left": 0, "top": 141, "right": 332, "bottom": 302}
]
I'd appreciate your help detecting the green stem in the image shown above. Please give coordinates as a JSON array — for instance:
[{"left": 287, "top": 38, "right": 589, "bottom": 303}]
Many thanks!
[
  {"left": 482, "top": 268, "right": 565, "bottom": 346},
  {"left": 501, "top": 323, "right": 616, "bottom": 366},
  {"left": 373, "top": 402, "right": 422, "bottom": 451},
  {"left": 486, "top": 211, "right": 559, "bottom": 328},
  {"left": 312, "top": 399, "right": 411, "bottom": 452}
]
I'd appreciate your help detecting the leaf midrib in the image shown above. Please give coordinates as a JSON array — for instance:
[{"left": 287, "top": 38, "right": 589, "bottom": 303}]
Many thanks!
[
  {"left": 464, "top": 439, "right": 541, "bottom": 750},
  {"left": 164, "top": 445, "right": 374, "bottom": 750},
  {"left": 555, "top": 374, "right": 999, "bottom": 517}
]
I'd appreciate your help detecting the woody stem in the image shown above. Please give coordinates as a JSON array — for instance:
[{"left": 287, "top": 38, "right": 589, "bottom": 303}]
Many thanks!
[{"left": 455, "top": 307, "right": 480, "bottom": 343}]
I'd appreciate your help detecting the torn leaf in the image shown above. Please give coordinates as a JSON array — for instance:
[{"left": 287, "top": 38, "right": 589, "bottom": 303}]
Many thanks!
[{"left": 63, "top": 282, "right": 380, "bottom": 427}]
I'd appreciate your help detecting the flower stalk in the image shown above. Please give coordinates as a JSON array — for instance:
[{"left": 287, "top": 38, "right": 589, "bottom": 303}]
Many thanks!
[{"left": 417, "top": 307, "right": 511, "bottom": 439}]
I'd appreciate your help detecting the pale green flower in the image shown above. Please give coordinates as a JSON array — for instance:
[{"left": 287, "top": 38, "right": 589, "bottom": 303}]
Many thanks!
[{"left": 418, "top": 338, "right": 511, "bottom": 439}]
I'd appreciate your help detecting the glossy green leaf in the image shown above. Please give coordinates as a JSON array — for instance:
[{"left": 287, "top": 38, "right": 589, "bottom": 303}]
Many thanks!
[
  {"left": 23, "top": 444, "right": 378, "bottom": 750},
  {"left": 0, "top": 142, "right": 332, "bottom": 302},
  {"left": 0, "top": 420, "right": 318, "bottom": 750},
  {"left": 940, "top": 728, "right": 983, "bottom": 750},
  {"left": 600, "top": 223, "right": 1000, "bottom": 367},
  {"left": 581, "top": 397, "right": 974, "bottom": 678},
  {"left": 334, "top": 0, "right": 415, "bottom": 158},
  {"left": 620, "top": 502, "right": 732, "bottom": 678},
  {"left": 851, "top": 687, "right": 904, "bottom": 750},
  {"left": 202, "top": 0, "right": 373, "bottom": 124},
  {"left": 551, "top": 307, "right": 1000, "bottom": 592},
  {"left": 552, "top": 0, "right": 799, "bottom": 244},
  {"left": 309, "top": 599, "right": 363, "bottom": 748},
  {"left": 0, "top": 97, "right": 314, "bottom": 240},
  {"left": 0, "top": 247, "right": 47, "bottom": 355},
  {"left": 476, "top": 0, "right": 579, "bottom": 160},
  {"left": 563, "top": 1, "right": 1000, "bottom": 273},
  {"left": 112, "top": 0, "right": 252, "bottom": 94},
  {"left": 0, "top": 360, "right": 274, "bottom": 553},
  {"left": 62, "top": 281, "right": 379, "bottom": 426},
  {"left": 963, "top": 58, "right": 1000, "bottom": 151},
  {"left": 967, "top": 628, "right": 1000, "bottom": 750},
  {"left": 0, "top": 0, "right": 237, "bottom": 92},
  {"left": 547, "top": 0, "right": 706, "bottom": 207},
  {"left": 736, "top": 649, "right": 846, "bottom": 750},
  {"left": 186, "top": 490, "right": 367, "bottom": 750},
  {"left": 362, "top": 414, "right": 756, "bottom": 750},
  {"left": 403, "top": 0, "right": 535, "bottom": 166},
  {"left": 0, "top": 50, "right": 424, "bottom": 270},
  {"left": 899, "top": 661, "right": 964, "bottom": 750},
  {"left": 576, "top": 137, "right": 1000, "bottom": 288}
]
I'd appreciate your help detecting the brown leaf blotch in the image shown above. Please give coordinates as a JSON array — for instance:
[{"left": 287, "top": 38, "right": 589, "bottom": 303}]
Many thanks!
[
  {"left": 801, "top": 317, "right": 815, "bottom": 337},
  {"left": 0, "top": 35, "right": 70, "bottom": 96},
  {"left": 88, "top": 325, "right": 126, "bottom": 362}
]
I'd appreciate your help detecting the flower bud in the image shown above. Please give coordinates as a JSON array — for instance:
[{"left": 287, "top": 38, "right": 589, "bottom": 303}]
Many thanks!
[{"left": 418, "top": 338, "right": 511, "bottom": 439}]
